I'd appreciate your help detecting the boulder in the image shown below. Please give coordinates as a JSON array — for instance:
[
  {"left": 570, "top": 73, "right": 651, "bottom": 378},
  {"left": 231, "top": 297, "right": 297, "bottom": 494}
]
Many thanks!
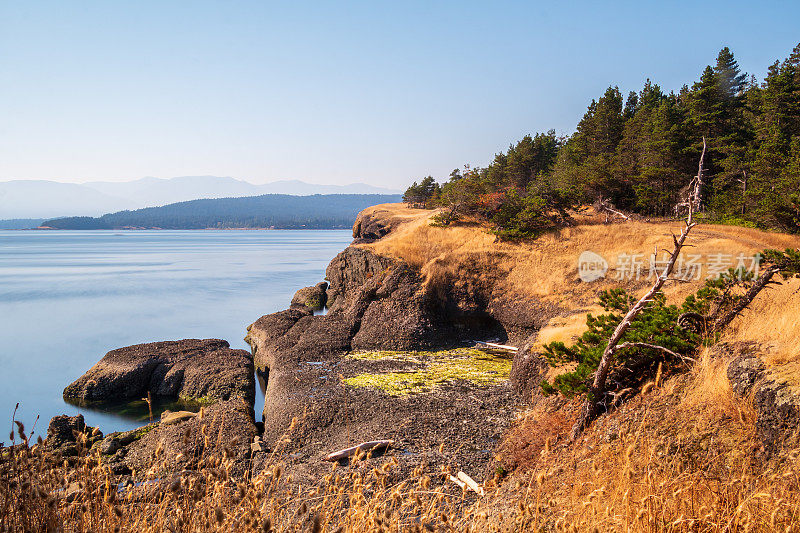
[
  {"left": 290, "top": 282, "right": 328, "bottom": 310},
  {"left": 43, "top": 414, "right": 102, "bottom": 456},
  {"left": 63, "top": 339, "right": 255, "bottom": 407},
  {"left": 108, "top": 399, "right": 256, "bottom": 480},
  {"left": 100, "top": 437, "right": 121, "bottom": 455},
  {"left": 509, "top": 336, "right": 550, "bottom": 399},
  {"left": 245, "top": 307, "right": 314, "bottom": 369}
]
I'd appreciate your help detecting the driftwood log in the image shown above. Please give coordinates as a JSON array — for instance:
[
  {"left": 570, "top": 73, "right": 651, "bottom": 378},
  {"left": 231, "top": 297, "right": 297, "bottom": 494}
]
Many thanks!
[
  {"left": 449, "top": 471, "right": 484, "bottom": 495},
  {"left": 324, "top": 440, "right": 394, "bottom": 462},
  {"left": 473, "top": 341, "right": 518, "bottom": 352}
]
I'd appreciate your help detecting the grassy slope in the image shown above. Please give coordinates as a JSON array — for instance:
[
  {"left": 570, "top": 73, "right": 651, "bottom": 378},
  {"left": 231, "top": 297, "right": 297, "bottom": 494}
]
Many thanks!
[
  {"left": 361, "top": 204, "right": 800, "bottom": 530},
  {"left": 362, "top": 203, "right": 800, "bottom": 360}
]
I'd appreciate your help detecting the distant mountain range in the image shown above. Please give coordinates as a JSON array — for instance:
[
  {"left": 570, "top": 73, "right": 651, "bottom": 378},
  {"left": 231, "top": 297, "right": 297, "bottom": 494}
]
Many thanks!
[
  {"left": 40, "top": 194, "right": 402, "bottom": 230},
  {"left": 0, "top": 176, "right": 401, "bottom": 220}
]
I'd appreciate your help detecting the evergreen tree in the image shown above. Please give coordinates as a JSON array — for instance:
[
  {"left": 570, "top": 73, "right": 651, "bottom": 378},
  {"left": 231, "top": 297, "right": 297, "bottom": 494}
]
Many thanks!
[
  {"left": 408, "top": 42, "right": 800, "bottom": 235},
  {"left": 403, "top": 176, "right": 440, "bottom": 207},
  {"left": 715, "top": 46, "right": 748, "bottom": 99}
]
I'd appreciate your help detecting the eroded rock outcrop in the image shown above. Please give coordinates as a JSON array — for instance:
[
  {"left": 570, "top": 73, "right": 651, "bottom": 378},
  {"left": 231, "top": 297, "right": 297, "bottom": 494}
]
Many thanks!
[
  {"left": 43, "top": 414, "right": 103, "bottom": 457},
  {"left": 63, "top": 339, "right": 255, "bottom": 406},
  {"left": 98, "top": 399, "right": 256, "bottom": 478},
  {"left": 352, "top": 208, "right": 402, "bottom": 243},
  {"left": 247, "top": 247, "right": 457, "bottom": 373},
  {"left": 246, "top": 246, "right": 470, "bottom": 444},
  {"left": 725, "top": 342, "right": 800, "bottom": 457}
]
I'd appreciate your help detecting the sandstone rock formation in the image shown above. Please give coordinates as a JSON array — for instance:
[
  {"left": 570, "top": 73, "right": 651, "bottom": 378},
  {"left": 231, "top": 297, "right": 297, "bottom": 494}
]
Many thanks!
[{"left": 63, "top": 339, "right": 254, "bottom": 407}]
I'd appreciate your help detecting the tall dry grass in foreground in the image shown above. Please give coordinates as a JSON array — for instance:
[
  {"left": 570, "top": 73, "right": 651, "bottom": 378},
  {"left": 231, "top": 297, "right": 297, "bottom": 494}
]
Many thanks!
[
  {"left": 498, "top": 350, "right": 800, "bottom": 532},
  {"left": 2, "top": 416, "right": 491, "bottom": 533},
  {"left": 4, "top": 368, "right": 800, "bottom": 533}
]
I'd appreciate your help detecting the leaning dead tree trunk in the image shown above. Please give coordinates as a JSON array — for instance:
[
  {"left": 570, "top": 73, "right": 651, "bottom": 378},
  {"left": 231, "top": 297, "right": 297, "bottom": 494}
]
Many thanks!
[
  {"left": 597, "top": 197, "right": 631, "bottom": 221},
  {"left": 712, "top": 263, "right": 781, "bottom": 331},
  {"left": 569, "top": 138, "right": 707, "bottom": 441}
]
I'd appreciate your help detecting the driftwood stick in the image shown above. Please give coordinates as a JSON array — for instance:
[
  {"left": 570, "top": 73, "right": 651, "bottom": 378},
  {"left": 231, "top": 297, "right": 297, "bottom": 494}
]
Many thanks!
[
  {"left": 449, "top": 475, "right": 466, "bottom": 490},
  {"left": 325, "top": 440, "right": 394, "bottom": 462},
  {"left": 456, "top": 471, "right": 484, "bottom": 496},
  {"left": 473, "top": 341, "right": 518, "bottom": 352}
]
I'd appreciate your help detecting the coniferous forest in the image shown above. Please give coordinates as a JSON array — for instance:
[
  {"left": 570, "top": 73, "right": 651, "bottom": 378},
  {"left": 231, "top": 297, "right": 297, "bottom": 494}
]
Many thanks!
[{"left": 404, "top": 44, "right": 800, "bottom": 238}]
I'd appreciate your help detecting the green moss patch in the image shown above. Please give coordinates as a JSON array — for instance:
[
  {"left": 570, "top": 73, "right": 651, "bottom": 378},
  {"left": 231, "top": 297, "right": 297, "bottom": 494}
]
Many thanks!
[
  {"left": 178, "top": 394, "right": 216, "bottom": 407},
  {"left": 343, "top": 348, "right": 512, "bottom": 396}
]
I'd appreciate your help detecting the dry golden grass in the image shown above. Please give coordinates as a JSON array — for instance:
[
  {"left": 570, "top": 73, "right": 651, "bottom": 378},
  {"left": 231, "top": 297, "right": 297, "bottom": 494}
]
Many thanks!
[
  {"left": 10, "top": 374, "right": 798, "bottom": 533},
  {"left": 533, "top": 308, "right": 600, "bottom": 348},
  {"left": 492, "top": 347, "right": 800, "bottom": 532},
  {"left": 2, "top": 417, "right": 481, "bottom": 533},
  {"left": 722, "top": 277, "right": 800, "bottom": 371},
  {"left": 362, "top": 204, "right": 800, "bottom": 317}
]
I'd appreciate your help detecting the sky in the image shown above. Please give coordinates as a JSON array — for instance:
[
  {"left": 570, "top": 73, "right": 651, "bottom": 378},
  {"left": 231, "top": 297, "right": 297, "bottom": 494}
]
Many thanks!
[{"left": 1, "top": 1, "right": 799, "bottom": 190}]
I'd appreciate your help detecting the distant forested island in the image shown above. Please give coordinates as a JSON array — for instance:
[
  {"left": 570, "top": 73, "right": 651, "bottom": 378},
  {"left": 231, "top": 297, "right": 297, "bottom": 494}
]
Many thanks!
[{"left": 41, "top": 194, "right": 401, "bottom": 230}]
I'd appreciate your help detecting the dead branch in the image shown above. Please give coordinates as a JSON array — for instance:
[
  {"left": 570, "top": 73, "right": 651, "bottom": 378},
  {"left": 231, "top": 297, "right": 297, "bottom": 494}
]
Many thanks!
[
  {"left": 712, "top": 265, "right": 781, "bottom": 331},
  {"left": 569, "top": 138, "right": 706, "bottom": 441},
  {"left": 616, "top": 342, "right": 696, "bottom": 364},
  {"left": 597, "top": 198, "right": 631, "bottom": 221}
]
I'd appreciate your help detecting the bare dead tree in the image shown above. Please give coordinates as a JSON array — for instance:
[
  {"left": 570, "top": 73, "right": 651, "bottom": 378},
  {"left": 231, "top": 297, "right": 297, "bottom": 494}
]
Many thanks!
[
  {"left": 711, "top": 264, "right": 782, "bottom": 331},
  {"left": 597, "top": 197, "right": 631, "bottom": 221},
  {"left": 569, "top": 138, "right": 707, "bottom": 441},
  {"left": 738, "top": 170, "right": 748, "bottom": 215}
]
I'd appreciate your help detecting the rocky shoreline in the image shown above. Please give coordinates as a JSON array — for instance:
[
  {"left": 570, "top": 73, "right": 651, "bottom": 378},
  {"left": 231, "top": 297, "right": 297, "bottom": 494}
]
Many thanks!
[
  {"left": 47, "top": 205, "right": 800, "bottom": 501},
  {"left": 50, "top": 207, "right": 549, "bottom": 490}
]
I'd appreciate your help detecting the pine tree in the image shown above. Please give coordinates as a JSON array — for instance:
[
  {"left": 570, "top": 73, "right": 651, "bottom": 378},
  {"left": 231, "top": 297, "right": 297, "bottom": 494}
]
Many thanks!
[{"left": 715, "top": 46, "right": 748, "bottom": 99}]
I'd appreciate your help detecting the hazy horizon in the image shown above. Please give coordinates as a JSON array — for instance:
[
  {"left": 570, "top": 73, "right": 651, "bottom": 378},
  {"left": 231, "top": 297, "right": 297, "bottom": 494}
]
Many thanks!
[
  {"left": 0, "top": 175, "right": 402, "bottom": 188},
  {"left": 2, "top": 1, "right": 799, "bottom": 189}
]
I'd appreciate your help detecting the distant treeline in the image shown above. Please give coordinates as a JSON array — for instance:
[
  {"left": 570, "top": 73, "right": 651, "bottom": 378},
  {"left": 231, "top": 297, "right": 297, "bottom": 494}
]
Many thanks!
[
  {"left": 0, "top": 219, "right": 45, "bottom": 230},
  {"left": 405, "top": 44, "right": 800, "bottom": 238},
  {"left": 42, "top": 194, "right": 402, "bottom": 230}
]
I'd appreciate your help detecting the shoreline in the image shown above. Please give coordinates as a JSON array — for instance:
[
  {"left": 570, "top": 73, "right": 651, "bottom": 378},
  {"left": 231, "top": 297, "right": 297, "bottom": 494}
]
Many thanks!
[{"left": 1, "top": 227, "right": 355, "bottom": 231}]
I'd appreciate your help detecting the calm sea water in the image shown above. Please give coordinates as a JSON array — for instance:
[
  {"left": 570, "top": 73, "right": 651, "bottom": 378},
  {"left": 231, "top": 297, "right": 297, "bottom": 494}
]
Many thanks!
[{"left": 0, "top": 230, "right": 352, "bottom": 436}]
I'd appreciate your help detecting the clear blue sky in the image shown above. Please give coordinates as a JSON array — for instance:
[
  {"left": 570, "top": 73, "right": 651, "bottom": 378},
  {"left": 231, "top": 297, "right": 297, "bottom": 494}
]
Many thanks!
[{"left": 1, "top": 1, "right": 798, "bottom": 189}]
